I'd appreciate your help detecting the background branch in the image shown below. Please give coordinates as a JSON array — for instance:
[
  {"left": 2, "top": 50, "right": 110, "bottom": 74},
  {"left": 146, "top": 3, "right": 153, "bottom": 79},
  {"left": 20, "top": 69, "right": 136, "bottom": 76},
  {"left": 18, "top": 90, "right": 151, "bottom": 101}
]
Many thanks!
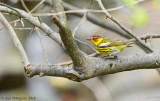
[
  {"left": 36, "top": 0, "right": 144, "bottom": 17},
  {"left": 20, "top": 0, "right": 30, "bottom": 12},
  {"left": 0, "top": 4, "right": 97, "bottom": 58},
  {"left": 128, "top": 34, "right": 160, "bottom": 42},
  {"left": 44, "top": 1, "right": 131, "bottom": 38},
  {"left": 0, "top": 12, "right": 30, "bottom": 66},
  {"left": 36, "top": 28, "right": 50, "bottom": 64},
  {"left": 62, "top": 2, "right": 131, "bottom": 39},
  {"left": 0, "top": 3, "right": 148, "bottom": 54},
  {"left": 72, "top": 0, "right": 98, "bottom": 54},
  {"left": 30, "top": 0, "right": 45, "bottom": 13},
  {"left": 0, "top": 5, "right": 63, "bottom": 48}
]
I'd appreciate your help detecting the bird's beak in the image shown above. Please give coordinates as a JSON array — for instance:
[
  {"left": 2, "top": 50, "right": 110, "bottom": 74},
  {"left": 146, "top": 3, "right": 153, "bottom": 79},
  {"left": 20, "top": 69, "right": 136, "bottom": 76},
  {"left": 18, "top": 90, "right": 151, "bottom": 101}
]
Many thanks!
[{"left": 86, "top": 38, "right": 91, "bottom": 40}]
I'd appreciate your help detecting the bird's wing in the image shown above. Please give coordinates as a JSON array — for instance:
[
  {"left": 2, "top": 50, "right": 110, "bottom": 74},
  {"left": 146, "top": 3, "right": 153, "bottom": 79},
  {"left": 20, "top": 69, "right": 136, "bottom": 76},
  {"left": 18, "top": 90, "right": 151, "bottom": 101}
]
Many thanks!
[
  {"left": 98, "top": 38, "right": 114, "bottom": 47},
  {"left": 108, "top": 40, "right": 124, "bottom": 46},
  {"left": 98, "top": 42, "right": 111, "bottom": 47},
  {"left": 99, "top": 39, "right": 124, "bottom": 48}
]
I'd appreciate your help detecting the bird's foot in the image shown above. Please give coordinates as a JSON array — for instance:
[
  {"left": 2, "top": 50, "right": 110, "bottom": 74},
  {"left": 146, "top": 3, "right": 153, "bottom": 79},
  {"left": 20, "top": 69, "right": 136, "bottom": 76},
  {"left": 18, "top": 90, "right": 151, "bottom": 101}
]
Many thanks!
[
  {"left": 102, "top": 55, "right": 122, "bottom": 62},
  {"left": 101, "top": 55, "right": 117, "bottom": 59}
]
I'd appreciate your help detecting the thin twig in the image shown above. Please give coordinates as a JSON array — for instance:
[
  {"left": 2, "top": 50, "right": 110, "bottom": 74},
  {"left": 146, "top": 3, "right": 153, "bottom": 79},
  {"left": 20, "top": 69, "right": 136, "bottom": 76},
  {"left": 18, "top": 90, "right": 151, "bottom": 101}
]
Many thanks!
[
  {"left": 0, "top": 12, "right": 30, "bottom": 66},
  {"left": 72, "top": 13, "right": 87, "bottom": 37},
  {"left": 36, "top": 28, "right": 50, "bottom": 64},
  {"left": 16, "top": 0, "right": 50, "bottom": 64},
  {"left": 30, "top": 0, "right": 45, "bottom": 13},
  {"left": 20, "top": 0, "right": 30, "bottom": 12},
  {"left": 1, "top": 2, "right": 55, "bottom": 62},
  {"left": 72, "top": 0, "right": 97, "bottom": 54},
  {"left": 62, "top": 2, "right": 131, "bottom": 39},
  {"left": 32, "top": 9, "right": 117, "bottom": 16},
  {"left": 96, "top": 0, "right": 154, "bottom": 53},
  {"left": 43, "top": 0, "right": 145, "bottom": 40},
  {"left": 35, "top": 0, "right": 144, "bottom": 16},
  {"left": 75, "top": 38, "right": 97, "bottom": 52},
  {"left": 128, "top": 34, "right": 160, "bottom": 42},
  {"left": 1, "top": 19, "right": 21, "bottom": 30},
  {"left": 20, "top": 0, "right": 40, "bottom": 1},
  {"left": 0, "top": 3, "right": 23, "bottom": 23},
  {"left": 0, "top": 5, "right": 63, "bottom": 47},
  {"left": 17, "top": 0, "right": 49, "bottom": 64},
  {"left": 29, "top": 25, "right": 35, "bottom": 35},
  {"left": 14, "top": 27, "right": 34, "bottom": 30},
  {"left": 72, "top": 0, "right": 93, "bottom": 37}
]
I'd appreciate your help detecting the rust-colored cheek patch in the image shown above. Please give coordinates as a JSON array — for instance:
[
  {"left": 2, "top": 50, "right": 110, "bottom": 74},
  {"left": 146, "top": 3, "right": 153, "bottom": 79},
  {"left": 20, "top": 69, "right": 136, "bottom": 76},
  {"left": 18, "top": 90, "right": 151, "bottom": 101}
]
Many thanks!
[
  {"left": 94, "top": 39, "right": 99, "bottom": 43},
  {"left": 91, "top": 38, "right": 99, "bottom": 45}
]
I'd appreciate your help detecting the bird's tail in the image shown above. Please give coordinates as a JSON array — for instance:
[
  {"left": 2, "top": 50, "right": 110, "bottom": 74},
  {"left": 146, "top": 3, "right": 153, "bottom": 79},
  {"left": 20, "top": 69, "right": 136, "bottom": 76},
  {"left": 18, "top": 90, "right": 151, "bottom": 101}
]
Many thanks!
[{"left": 125, "top": 42, "right": 134, "bottom": 47}]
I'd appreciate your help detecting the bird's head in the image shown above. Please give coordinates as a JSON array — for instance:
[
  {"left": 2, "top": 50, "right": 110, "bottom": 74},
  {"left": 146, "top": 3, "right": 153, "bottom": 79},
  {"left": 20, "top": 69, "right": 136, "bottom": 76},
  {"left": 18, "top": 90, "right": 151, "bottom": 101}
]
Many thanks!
[{"left": 87, "top": 35, "right": 103, "bottom": 45}]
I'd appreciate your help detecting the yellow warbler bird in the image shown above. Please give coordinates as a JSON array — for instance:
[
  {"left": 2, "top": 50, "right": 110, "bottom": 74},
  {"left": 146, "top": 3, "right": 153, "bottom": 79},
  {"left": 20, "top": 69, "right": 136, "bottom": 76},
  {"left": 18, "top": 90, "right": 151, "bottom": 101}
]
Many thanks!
[{"left": 87, "top": 35, "right": 133, "bottom": 57}]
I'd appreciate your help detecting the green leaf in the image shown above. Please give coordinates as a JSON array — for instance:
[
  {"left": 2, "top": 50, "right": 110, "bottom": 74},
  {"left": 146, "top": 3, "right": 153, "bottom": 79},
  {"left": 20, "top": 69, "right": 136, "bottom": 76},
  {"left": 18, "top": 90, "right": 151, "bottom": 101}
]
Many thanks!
[
  {"left": 122, "top": 0, "right": 137, "bottom": 7},
  {"left": 115, "top": 0, "right": 137, "bottom": 7},
  {"left": 130, "top": 7, "right": 148, "bottom": 27}
]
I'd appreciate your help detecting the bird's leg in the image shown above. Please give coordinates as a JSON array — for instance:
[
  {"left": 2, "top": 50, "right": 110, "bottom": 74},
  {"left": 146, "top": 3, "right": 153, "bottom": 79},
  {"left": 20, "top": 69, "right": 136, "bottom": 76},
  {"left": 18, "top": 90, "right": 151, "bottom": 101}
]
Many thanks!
[
  {"left": 102, "top": 55, "right": 116, "bottom": 59},
  {"left": 102, "top": 55, "right": 122, "bottom": 62},
  {"left": 101, "top": 55, "right": 108, "bottom": 59},
  {"left": 113, "top": 55, "right": 117, "bottom": 58}
]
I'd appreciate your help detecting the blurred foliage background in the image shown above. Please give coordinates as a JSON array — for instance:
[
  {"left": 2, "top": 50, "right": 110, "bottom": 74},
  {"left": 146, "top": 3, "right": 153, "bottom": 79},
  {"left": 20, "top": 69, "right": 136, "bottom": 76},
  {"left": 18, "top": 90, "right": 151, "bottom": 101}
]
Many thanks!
[{"left": 0, "top": 0, "right": 160, "bottom": 101}]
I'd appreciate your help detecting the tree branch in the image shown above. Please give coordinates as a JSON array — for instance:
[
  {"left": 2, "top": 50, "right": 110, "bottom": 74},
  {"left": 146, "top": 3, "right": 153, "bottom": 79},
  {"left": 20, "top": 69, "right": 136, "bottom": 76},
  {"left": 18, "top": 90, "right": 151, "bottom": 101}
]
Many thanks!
[
  {"left": 0, "top": 2, "right": 149, "bottom": 54},
  {"left": 0, "top": 4, "right": 97, "bottom": 57},
  {"left": 127, "top": 34, "right": 160, "bottom": 43},
  {"left": 43, "top": 0, "right": 144, "bottom": 39},
  {"left": 0, "top": 12, "right": 30, "bottom": 66},
  {"left": 36, "top": 28, "right": 49, "bottom": 64},
  {"left": 62, "top": 2, "right": 131, "bottom": 39},
  {"left": 25, "top": 52, "right": 160, "bottom": 81},
  {"left": 0, "top": 5, "right": 63, "bottom": 48},
  {"left": 51, "top": 0, "right": 87, "bottom": 68},
  {"left": 44, "top": 0, "right": 133, "bottom": 39},
  {"left": 30, "top": 0, "right": 45, "bottom": 13},
  {"left": 25, "top": 64, "right": 78, "bottom": 79},
  {"left": 20, "top": 0, "right": 30, "bottom": 12}
]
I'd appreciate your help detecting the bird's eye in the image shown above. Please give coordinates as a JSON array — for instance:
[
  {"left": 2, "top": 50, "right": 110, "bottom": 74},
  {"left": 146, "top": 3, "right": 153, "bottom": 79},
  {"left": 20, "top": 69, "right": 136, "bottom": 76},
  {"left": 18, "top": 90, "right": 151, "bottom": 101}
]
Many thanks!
[{"left": 93, "top": 37, "right": 97, "bottom": 40}]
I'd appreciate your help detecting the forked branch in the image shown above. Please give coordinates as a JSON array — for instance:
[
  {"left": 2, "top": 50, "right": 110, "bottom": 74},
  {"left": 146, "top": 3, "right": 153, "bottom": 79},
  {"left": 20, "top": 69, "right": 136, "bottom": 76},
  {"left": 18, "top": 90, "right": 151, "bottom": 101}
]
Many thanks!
[
  {"left": 51, "top": 0, "right": 88, "bottom": 68},
  {"left": 0, "top": 1, "right": 160, "bottom": 82}
]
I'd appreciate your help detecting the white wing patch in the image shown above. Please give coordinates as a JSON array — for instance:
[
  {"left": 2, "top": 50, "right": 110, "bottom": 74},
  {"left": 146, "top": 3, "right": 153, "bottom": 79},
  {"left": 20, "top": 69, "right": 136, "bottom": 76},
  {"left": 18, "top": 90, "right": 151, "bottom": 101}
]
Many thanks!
[
  {"left": 99, "top": 42, "right": 110, "bottom": 47},
  {"left": 109, "top": 47, "right": 120, "bottom": 56}
]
